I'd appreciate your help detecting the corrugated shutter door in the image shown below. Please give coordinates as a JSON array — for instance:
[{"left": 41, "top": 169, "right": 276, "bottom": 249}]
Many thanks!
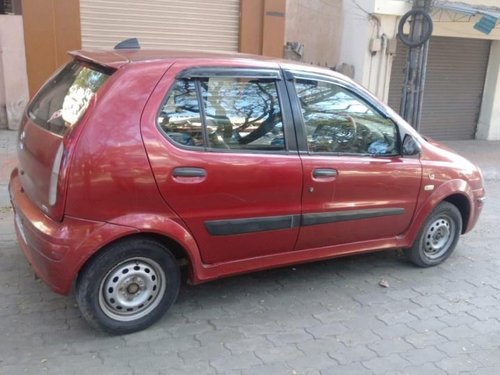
[
  {"left": 80, "top": 0, "right": 240, "bottom": 51},
  {"left": 388, "top": 36, "right": 490, "bottom": 140}
]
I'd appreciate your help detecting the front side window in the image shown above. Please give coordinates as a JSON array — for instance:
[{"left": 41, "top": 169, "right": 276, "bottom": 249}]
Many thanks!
[
  {"left": 158, "top": 75, "right": 285, "bottom": 152},
  {"left": 28, "top": 60, "right": 110, "bottom": 136},
  {"left": 294, "top": 79, "right": 399, "bottom": 155}
]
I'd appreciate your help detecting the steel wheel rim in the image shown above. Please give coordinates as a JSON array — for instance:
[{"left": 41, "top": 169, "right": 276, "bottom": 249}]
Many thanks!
[
  {"left": 423, "top": 215, "right": 455, "bottom": 259},
  {"left": 98, "top": 257, "right": 166, "bottom": 322}
]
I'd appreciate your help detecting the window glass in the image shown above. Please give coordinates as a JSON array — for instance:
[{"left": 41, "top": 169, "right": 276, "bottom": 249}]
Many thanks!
[
  {"left": 158, "top": 79, "right": 204, "bottom": 147},
  {"left": 294, "top": 79, "right": 398, "bottom": 155},
  {"left": 28, "top": 60, "right": 110, "bottom": 136},
  {"left": 200, "top": 77, "right": 285, "bottom": 151}
]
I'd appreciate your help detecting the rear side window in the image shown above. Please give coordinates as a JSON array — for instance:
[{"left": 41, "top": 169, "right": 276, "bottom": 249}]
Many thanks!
[
  {"left": 158, "top": 76, "right": 285, "bottom": 152},
  {"left": 28, "top": 60, "right": 110, "bottom": 136}
]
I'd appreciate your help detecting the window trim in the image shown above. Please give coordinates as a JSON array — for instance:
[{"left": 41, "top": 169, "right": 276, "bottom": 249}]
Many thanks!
[
  {"left": 156, "top": 67, "right": 297, "bottom": 155},
  {"left": 284, "top": 70, "right": 402, "bottom": 157}
]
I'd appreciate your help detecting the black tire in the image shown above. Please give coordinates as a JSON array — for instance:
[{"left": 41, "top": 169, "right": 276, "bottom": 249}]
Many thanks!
[
  {"left": 397, "top": 9, "right": 433, "bottom": 48},
  {"left": 76, "top": 237, "right": 180, "bottom": 334},
  {"left": 405, "top": 202, "right": 462, "bottom": 267}
]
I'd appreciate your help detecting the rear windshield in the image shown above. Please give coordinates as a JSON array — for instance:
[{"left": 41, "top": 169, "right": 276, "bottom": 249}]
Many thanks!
[{"left": 28, "top": 60, "right": 111, "bottom": 135}]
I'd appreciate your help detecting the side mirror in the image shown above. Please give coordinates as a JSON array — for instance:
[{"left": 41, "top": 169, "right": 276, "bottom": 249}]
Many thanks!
[{"left": 402, "top": 134, "right": 421, "bottom": 156}]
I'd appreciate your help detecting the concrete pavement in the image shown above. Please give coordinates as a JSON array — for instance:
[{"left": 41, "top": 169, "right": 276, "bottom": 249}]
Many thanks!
[{"left": 1, "top": 128, "right": 500, "bottom": 374}]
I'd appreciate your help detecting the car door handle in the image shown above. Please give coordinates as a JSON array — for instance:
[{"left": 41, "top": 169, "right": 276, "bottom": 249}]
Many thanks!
[
  {"left": 172, "top": 167, "right": 206, "bottom": 178},
  {"left": 312, "top": 168, "right": 337, "bottom": 178}
]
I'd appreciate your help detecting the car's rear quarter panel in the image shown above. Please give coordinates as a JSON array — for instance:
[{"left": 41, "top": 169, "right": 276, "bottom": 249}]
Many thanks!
[{"left": 64, "top": 62, "right": 176, "bottom": 223}]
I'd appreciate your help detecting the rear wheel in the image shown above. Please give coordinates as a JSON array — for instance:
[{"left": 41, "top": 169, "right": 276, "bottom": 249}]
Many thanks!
[
  {"left": 406, "top": 202, "right": 462, "bottom": 267},
  {"left": 76, "top": 238, "right": 180, "bottom": 334}
]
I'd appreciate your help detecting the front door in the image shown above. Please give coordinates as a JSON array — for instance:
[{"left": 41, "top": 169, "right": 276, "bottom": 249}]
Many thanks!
[
  {"left": 286, "top": 73, "right": 422, "bottom": 250},
  {"left": 142, "top": 63, "right": 302, "bottom": 264}
]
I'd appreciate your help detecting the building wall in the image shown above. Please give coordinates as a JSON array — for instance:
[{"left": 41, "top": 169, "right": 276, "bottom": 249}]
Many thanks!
[
  {"left": 337, "top": 0, "right": 500, "bottom": 140},
  {"left": 477, "top": 41, "right": 500, "bottom": 140},
  {"left": 285, "top": 0, "right": 342, "bottom": 67},
  {"left": 22, "top": 0, "right": 81, "bottom": 97},
  {"left": 240, "top": 0, "right": 287, "bottom": 58},
  {"left": 0, "top": 15, "right": 29, "bottom": 130}
]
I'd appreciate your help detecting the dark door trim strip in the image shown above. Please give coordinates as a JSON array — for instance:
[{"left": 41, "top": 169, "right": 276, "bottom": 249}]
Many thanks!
[
  {"left": 204, "top": 208, "right": 405, "bottom": 236},
  {"left": 205, "top": 215, "right": 301, "bottom": 236},
  {"left": 302, "top": 208, "right": 405, "bottom": 226}
]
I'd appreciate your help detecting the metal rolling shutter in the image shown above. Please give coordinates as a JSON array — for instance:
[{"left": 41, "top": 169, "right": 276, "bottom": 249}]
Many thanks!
[
  {"left": 389, "top": 36, "right": 490, "bottom": 140},
  {"left": 80, "top": 0, "right": 240, "bottom": 51}
]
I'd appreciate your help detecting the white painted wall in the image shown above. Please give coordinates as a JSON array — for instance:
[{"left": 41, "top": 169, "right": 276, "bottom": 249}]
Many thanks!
[
  {"left": 0, "top": 15, "right": 29, "bottom": 130},
  {"left": 285, "top": 0, "right": 343, "bottom": 67},
  {"left": 338, "top": 0, "right": 373, "bottom": 83},
  {"left": 476, "top": 41, "right": 500, "bottom": 140}
]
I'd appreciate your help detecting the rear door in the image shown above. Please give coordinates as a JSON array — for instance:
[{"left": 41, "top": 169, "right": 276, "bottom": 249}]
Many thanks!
[
  {"left": 142, "top": 63, "right": 303, "bottom": 264},
  {"left": 285, "top": 71, "right": 422, "bottom": 250}
]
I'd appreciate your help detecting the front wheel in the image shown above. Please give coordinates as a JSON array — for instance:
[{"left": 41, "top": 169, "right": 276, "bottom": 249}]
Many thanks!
[
  {"left": 405, "top": 202, "right": 462, "bottom": 267},
  {"left": 76, "top": 238, "right": 180, "bottom": 334}
]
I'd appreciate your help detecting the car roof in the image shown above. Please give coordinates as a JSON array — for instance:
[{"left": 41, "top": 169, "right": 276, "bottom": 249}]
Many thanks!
[
  {"left": 69, "top": 48, "right": 353, "bottom": 85},
  {"left": 69, "top": 49, "right": 282, "bottom": 68}
]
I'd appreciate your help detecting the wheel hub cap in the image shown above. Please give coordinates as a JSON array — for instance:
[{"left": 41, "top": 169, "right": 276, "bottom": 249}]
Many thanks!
[
  {"left": 99, "top": 257, "right": 166, "bottom": 322},
  {"left": 424, "top": 217, "right": 453, "bottom": 259}
]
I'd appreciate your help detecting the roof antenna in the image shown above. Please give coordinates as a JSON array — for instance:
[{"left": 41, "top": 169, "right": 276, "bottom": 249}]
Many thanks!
[{"left": 114, "top": 38, "right": 140, "bottom": 50}]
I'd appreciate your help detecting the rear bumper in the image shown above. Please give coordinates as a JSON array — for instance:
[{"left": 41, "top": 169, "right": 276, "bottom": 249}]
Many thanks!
[{"left": 9, "top": 169, "right": 124, "bottom": 295}]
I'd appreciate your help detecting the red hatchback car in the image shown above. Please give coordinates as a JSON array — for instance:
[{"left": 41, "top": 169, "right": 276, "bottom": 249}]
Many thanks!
[{"left": 10, "top": 48, "right": 485, "bottom": 334}]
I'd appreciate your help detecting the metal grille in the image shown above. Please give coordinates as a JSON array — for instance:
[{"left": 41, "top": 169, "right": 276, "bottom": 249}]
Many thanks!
[
  {"left": 389, "top": 36, "right": 490, "bottom": 140},
  {"left": 80, "top": 0, "right": 240, "bottom": 52}
]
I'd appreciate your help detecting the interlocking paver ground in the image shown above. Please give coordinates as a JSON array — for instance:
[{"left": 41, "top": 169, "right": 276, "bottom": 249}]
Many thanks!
[{"left": 1, "top": 129, "right": 500, "bottom": 374}]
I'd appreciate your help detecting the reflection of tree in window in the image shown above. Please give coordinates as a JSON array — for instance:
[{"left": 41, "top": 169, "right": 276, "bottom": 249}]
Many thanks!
[
  {"left": 158, "top": 80, "right": 204, "bottom": 147},
  {"left": 202, "top": 78, "right": 284, "bottom": 150},
  {"left": 295, "top": 80, "right": 398, "bottom": 155}
]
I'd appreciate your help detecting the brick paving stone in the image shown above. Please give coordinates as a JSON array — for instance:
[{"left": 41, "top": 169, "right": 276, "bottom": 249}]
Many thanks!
[
  {"left": 266, "top": 329, "right": 314, "bottom": 346},
  {"left": 321, "top": 362, "right": 373, "bottom": 375},
  {"left": 327, "top": 343, "right": 378, "bottom": 365},
  {"left": 438, "top": 325, "right": 479, "bottom": 340},
  {"left": 372, "top": 323, "right": 416, "bottom": 340},
  {"left": 178, "top": 342, "right": 230, "bottom": 363},
  {"left": 305, "top": 322, "right": 348, "bottom": 339},
  {"left": 474, "top": 366, "right": 500, "bottom": 375},
  {"left": 467, "top": 306, "right": 500, "bottom": 321},
  {"left": 400, "top": 346, "right": 448, "bottom": 366},
  {"left": 210, "top": 351, "right": 262, "bottom": 373},
  {"left": 385, "top": 363, "right": 447, "bottom": 375},
  {"left": 437, "top": 312, "right": 479, "bottom": 327},
  {"left": 407, "top": 305, "right": 449, "bottom": 320},
  {"left": 286, "top": 351, "right": 338, "bottom": 373},
  {"left": 224, "top": 336, "right": 275, "bottom": 355},
  {"left": 404, "top": 331, "right": 449, "bottom": 349},
  {"left": 367, "top": 337, "right": 414, "bottom": 357},
  {"left": 474, "top": 348, "right": 500, "bottom": 368},
  {"left": 435, "top": 355, "right": 483, "bottom": 373},
  {"left": 377, "top": 311, "right": 418, "bottom": 325},
  {"left": 405, "top": 317, "right": 448, "bottom": 333},
  {"left": 468, "top": 319, "right": 500, "bottom": 335},
  {"left": 436, "top": 339, "right": 480, "bottom": 357},
  {"left": 335, "top": 329, "right": 382, "bottom": 347},
  {"left": 254, "top": 344, "right": 305, "bottom": 363},
  {"left": 362, "top": 353, "right": 411, "bottom": 374},
  {"left": 241, "top": 363, "right": 292, "bottom": 375}
]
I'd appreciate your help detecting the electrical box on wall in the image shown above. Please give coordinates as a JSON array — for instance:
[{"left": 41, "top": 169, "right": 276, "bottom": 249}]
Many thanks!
[
  {"left": 369, "top": 38, "right": 382, "bottom": 53},
  {"left": 387, "top": 38, "right": 398, "bottom": 55}
]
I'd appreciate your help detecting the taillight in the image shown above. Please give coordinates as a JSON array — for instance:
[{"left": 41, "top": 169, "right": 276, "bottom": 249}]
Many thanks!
[
  {"left": 48, "top": 143, "right": 64, "bottom": 206},
  {"left": 45, "top": 134, "right": 78, "bottom": 222}
]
